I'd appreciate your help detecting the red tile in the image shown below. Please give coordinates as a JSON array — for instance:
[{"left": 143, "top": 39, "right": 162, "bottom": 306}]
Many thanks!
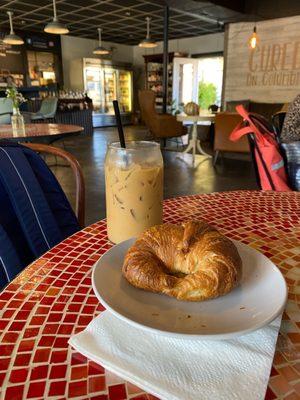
[
  {"left": 0, "top": 372, "right": 5, "bottom": 387},
  {"left": 88, "top": 361, "right": 105, "bottom": 375},
  {"left": 0, "top": 320, "right": 9, "bottom": 329},
  {"left": 46, "top": 313, "right": 62, "bottom": 322},
  {"left": 29, "top": 316, "right": 46, "bottom": 325},
  {"left": 51, "top": 303, "right": 65, "bottom": 312},
  {"left": 48, "top": 380, "right": 66, "bottom": 396},
  {"left": 42, "top": 323, "right": 59, "bottom": 334},
  {"left": 33, "top": 348, "right": 50, "bottom": 363},
  {"left": 9, "top": 368, "right": 28, "bottom": 383},
  {"left": 36, "top": 306, "right": 50, "bottom": 315},
  {"left": 4, "top": 385, "right": 24, "bottom": 400},
  {"left": 27, "top": 381, "right": 46, "bottom": 398},
  {"left": 30, "top": 365, "right": 49, "bottom": 380},
  {"left": 71, "top": 365, "right": 88, "bottom": 380},
  {"left": 264, "top": 386, "right": 277, "bottom": 400},
  {"left": 89, "top": 375, "right": 106, "bottom": 392},
  {"left": 68, "top": 303, "right": 82, "bottom": 312},
  {"left": 18, "top": 339, "right": 35, "bottom": 353},
  {"left": 14, "top": 353, "right": 31, "bottom": 367},
  {"left": 8, "top": 321, "right": 25, "bottom": 331},
  {"left": 108, "top": 384, "right": 127, "bottom": 400},
  {"left": 53, "top": 337, "right": 69, "bottom": 348},
  {"left": 0, "top": 358, "right": 10, "bottom": 371},
  {"left": 0, "top": 344, "right": 14, "bottom": 356},
  {"left": 57, "top": 324, "right": 73, "bottom": 335},
  {"left": 15, "top": 310, "right": 30, "bottom": 320},
  {"left": 38, "top": 335, "right": 55, "bottom": 347},
  {"left": 68, "top": 380, "right": 87, "bottom": 398},
  {"left": 49, "top": 364, "right": 67, "bottom": 379},
  {"left": 50, "top": 350, "right": 68, "bottom": 364},
  {"left": 63, "top": 314, "right": 78, "bottom": 323},
  {"left": 23, "top": 327, "right": 40, "bottom": 338},
  {"left": 78, "top": 315, "right": 93, "bottom": 326},
  {"left": 90, "top": 396, "right": 108, "bottom": 400},
  {"left": 71, "top": 352, "right": 88, "bottom": 366},
  {"left": 2, "top": 332, "right": 19, "bottom": 343}
]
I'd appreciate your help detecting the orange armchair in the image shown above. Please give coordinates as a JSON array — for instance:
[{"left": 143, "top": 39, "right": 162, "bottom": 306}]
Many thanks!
[
  {"left": 213, "top": 112, "right": 249, "bottom": 165},
  {"left": 138, "top": 90, "right": 187, "bottom": 140}
]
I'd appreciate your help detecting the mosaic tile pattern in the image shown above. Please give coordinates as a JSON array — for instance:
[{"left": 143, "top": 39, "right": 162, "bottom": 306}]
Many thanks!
[{"left": 0, "top": 190, "right": 299, "bottom": 400}]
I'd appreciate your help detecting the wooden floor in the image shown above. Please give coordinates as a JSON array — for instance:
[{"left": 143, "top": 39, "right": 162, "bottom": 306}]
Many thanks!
[{"left": 50, "top": 125, "right": 258, "bottom": 226}]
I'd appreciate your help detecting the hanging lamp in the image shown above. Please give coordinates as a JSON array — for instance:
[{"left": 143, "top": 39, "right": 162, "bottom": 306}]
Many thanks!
[
  {"left": 44, "top": 0, "right": 69, "bottom": 35},
  {"left": 139, "top": 17, "right": 157, "bottom": 48},
  {"left": 3, "top": 11, "right": 24, "bottom": 45},
  {"left": 248, "top": 25, "right": 259, "bottom": 50},
  {"left": 93, "top": 28, "right": 110, "bottom": 55}
]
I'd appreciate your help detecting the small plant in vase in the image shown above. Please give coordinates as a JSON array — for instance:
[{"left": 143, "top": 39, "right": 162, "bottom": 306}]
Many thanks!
[{"left": 5, "top": 86, "right": 26, "bottom": 136}]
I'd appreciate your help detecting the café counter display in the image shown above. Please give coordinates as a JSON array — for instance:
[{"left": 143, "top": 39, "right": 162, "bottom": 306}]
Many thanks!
[{"left": 28, "top": 97, "right": 93, "bottom": 136}]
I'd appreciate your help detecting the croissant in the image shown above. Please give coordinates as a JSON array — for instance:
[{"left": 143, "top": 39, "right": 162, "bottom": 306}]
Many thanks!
[{"left": 122, "top": 220, "right": 242, "bottom": 301}]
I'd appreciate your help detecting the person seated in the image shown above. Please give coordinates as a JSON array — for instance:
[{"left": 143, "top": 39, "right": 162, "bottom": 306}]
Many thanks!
[{"left": 281, "top": 94, "right": 300, "bottom": 143}]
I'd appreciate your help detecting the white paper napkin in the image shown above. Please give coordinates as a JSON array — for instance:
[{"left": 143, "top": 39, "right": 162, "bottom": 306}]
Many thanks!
[{"left": 69, "top": 311, "right": 281, "bottom": 400}]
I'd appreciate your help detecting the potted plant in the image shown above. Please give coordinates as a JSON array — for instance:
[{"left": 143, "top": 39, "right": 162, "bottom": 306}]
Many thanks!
[
  {"left": 198, "top": 81, "right": 217, "bottom": 111},
  {"left": 5, "top": 86, "right": 26, "bottom": 136}
]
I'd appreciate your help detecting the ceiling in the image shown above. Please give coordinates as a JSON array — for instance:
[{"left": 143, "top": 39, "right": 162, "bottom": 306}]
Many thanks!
[
  {"left": 0, "top": 0, "right": 244, "bottom": 45},
  {"left": 1, "top": 0, "right": 299, "bottom": 45}
]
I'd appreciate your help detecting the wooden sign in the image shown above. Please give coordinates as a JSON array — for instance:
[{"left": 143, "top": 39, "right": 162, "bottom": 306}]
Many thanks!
[{"left": 224, "top": 15, "right": 300, "bottom": 103}]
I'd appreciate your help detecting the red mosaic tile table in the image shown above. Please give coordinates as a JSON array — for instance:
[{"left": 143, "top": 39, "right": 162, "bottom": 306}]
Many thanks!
[{"left": 0, "top": 190, "right": 299, "bottom": 400}]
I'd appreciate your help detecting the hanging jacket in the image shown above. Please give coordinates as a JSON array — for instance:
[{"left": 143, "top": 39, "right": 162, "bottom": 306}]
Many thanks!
[{"left": 0, "top": 141, "right": 80, "bottom": 289}]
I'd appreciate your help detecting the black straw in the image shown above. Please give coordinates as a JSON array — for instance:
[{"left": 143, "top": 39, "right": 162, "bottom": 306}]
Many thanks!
[{"left": 113, "top": 100, "right": 126, "bottom": 148}]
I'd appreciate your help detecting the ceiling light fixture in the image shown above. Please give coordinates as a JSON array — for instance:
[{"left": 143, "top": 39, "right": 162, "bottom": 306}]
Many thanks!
[
  {"left": 3, "top": 11, "right": 24, "bottom": 45},
  {"left": 139, "top": 17, "right": 157, "bottom": 48},
  {"left": 249, "top": 25, "right": 259, "bottom": 50},
  {"left": 44, "top": 0, "right": 69, "bottom": 35},
  {"left": 93, "top": 28, "right": 110, "bottom": 55}
]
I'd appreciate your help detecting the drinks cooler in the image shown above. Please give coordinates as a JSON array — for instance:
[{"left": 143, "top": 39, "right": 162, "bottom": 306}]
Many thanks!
[{"left": 83, "top": 58, "right": 133, "bottom": 128}]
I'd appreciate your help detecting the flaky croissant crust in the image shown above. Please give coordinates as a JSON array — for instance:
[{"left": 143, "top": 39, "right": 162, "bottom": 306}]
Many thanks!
[{"left": 122, "top": 220, "right": 242, "bottom": 301}]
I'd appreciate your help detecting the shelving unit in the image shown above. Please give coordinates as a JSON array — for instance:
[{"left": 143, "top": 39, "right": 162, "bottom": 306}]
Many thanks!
[{"left": 143, "top": 52, "right": 186, "bottom": 112}]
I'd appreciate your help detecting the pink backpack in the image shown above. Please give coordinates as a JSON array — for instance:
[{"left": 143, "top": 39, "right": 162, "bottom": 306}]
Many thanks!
[{"left": 230, "top": 105, "right": 291, "bottom": 191}]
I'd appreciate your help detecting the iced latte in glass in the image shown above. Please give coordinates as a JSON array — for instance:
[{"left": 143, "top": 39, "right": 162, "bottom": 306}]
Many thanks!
[{"left": 105, "top": 141, "right": 163, "bottom": 244}]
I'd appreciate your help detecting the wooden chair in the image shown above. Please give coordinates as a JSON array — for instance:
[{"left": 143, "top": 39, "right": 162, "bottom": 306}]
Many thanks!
[
  {"left": 24, "top": 143, "right": 85, "bottom": 228},
  {"left": 138, "top": 90, "right": 187, "bottom": 144},
  {"left": 213, "top": 112, "right": 249, "bottom": 166}
]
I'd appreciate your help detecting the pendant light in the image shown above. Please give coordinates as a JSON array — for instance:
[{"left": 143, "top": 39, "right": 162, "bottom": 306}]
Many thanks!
[
  {"left": 44, "top": 0, "right": 69, "bottom": 35},
  {"left": 248, "top": 25, "right": 259, "bottom": 50},
  {"left": 139, "top": 17, "right": 157, "bottom": 48},
  {"left": 93, "top": 28, "right": 110, "bottom": 55},
  {"left": 3, "top": 11, "right": 24, "bottom": 45}
]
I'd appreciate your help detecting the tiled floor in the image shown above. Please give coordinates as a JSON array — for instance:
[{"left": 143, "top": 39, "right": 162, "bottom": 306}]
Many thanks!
[{"left": 50, "top": 126, "right": 258, "bottom": 226}]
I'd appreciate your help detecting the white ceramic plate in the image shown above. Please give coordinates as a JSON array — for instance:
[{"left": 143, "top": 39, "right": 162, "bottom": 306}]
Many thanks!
[{"left": 92, "top": 238, "right": 287, "bottom": 340}]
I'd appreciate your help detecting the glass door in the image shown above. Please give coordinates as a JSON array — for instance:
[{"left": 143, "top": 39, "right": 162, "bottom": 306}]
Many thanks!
[
  {"left": 172, "top": 57, "right": 199, "bottom": 108},
  {"left": 117, "top": 70, "right": 132, "bottom": 113},
  {"left": 84, "top": 67, "right": 102, "bottom": 111},
  {"left": 103, "top": 67, "right": 117, "bottom": 114}
]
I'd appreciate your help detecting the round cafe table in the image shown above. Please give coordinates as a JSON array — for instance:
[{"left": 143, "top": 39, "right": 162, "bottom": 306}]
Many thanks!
[
  {"left": 0, "top": 191, "right": 299, "bottom": 400},
  {"left": 176, "top": 113, "right": 215, "bottom": 167},
  {"left": 0, "top": 123, "right": 84, "bottom": 144}
]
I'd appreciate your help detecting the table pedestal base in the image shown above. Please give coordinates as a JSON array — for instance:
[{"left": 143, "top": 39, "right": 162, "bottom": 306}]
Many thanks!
[{"left": 179, "top": 121, "right": 212, "bottom": 166}]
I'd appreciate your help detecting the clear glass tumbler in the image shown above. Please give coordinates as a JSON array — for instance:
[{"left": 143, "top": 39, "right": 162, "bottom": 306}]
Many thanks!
[{"left": 105, "top": 141, "right": 163, "bottom": 244}]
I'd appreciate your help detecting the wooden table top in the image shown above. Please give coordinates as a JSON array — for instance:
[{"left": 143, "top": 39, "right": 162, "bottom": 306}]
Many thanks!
[
  {"left": 0, "top": 123, "right": 84, "bottom": 140},
  {"left": 0, "top": 190, "right": 299, "bottom": 399}
]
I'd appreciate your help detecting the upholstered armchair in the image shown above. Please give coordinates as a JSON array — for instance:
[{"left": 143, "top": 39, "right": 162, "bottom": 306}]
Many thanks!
[
  {"left": 213, "top": 112, "right": 249, "bottom": 165},
  {"left": 138, "top": 90, "right": 187, "bottom": 142}
]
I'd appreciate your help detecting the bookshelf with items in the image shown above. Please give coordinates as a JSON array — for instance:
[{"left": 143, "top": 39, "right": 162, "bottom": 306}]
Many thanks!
[{"left": 143, "top": 52, "right": 187, "bottom": 112}]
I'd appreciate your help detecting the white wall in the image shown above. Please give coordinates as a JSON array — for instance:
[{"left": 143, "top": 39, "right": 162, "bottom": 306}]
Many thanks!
[{"left": 61, "top": 35, "right": 134, "bottom": 90}]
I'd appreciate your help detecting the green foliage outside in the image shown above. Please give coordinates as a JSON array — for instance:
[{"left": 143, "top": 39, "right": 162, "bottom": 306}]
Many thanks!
[{"left": 198, "top": 81, "right": 217, "bottom": 110}]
